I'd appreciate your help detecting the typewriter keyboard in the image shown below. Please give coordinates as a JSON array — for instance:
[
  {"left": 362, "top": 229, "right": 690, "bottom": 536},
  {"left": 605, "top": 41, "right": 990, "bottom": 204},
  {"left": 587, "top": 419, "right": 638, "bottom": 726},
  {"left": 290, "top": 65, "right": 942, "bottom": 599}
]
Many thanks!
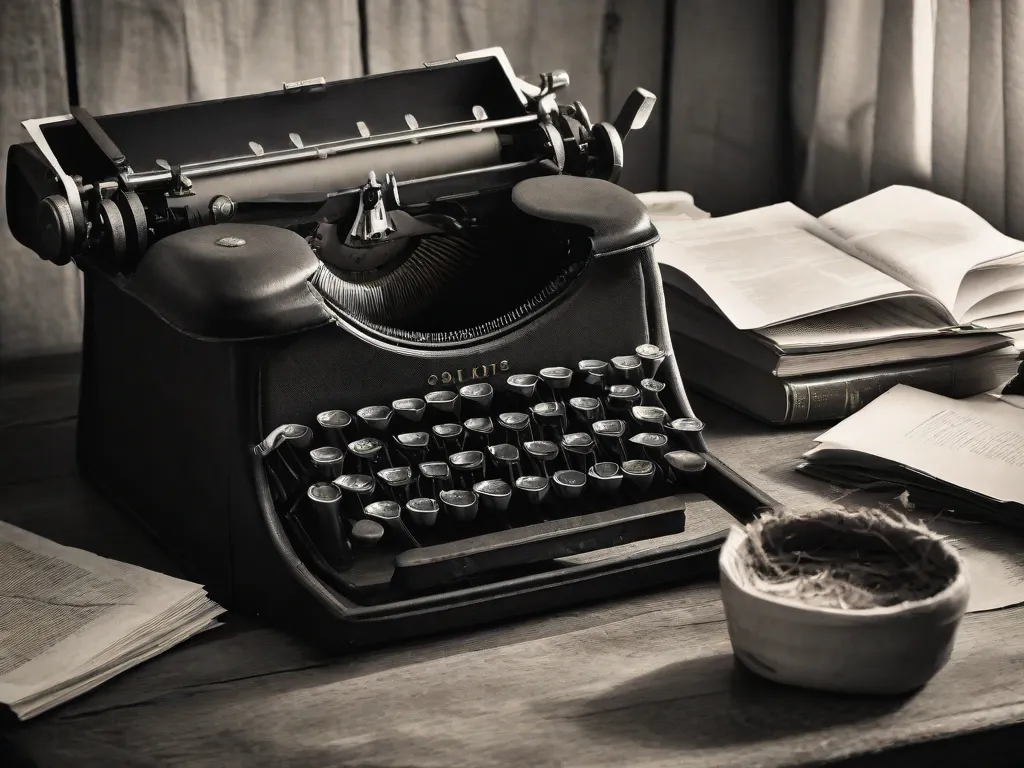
[{"left": 255, "top": 345, "right": 708, "bottom": 602}]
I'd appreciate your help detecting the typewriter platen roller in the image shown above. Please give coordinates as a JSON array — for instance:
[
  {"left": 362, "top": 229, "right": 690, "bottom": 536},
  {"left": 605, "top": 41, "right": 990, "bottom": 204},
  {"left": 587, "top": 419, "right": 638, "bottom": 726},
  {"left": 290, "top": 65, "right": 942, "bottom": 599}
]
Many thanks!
[{"left": 7, "top": 48, "right": 779, "bottom": 649}]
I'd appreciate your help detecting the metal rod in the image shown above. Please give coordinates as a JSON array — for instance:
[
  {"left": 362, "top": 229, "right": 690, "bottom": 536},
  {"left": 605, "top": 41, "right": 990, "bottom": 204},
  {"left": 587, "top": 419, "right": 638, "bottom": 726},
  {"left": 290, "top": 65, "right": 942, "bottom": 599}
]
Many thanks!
[{"left": 125, "top": 114, "right": 537, "bottom": 189}]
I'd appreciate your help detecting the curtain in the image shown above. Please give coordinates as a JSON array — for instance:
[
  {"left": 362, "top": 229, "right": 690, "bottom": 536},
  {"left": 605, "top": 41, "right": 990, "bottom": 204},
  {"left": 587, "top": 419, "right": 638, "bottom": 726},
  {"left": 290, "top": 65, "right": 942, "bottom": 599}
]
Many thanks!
[{"left": 793, "top": 0, "right": 1024, "bottom": 238}]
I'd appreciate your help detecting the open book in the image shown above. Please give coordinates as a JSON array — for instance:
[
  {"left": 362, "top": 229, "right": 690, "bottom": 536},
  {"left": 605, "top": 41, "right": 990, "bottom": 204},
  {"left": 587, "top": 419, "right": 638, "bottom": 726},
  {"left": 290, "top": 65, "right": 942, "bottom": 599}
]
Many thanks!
[{"left": 655, "top": 185, "right": 1024, "bottom": 351}]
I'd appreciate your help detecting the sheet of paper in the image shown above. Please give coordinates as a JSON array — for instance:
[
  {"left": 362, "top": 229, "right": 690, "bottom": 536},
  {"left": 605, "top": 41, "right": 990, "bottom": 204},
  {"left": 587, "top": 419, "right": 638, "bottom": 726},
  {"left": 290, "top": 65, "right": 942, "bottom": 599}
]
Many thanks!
[
  {"left": 811, "top": 384, "right": 1024, "bottom": 505},
  {"left": 820, "top": 185, "right": 1024, "bottom": 316},
  {"left": 654, "top": 202, "right": 913, "bottom": 330},
  {"left": 637, "top": 190, "right": 710, "bottom": 221}
]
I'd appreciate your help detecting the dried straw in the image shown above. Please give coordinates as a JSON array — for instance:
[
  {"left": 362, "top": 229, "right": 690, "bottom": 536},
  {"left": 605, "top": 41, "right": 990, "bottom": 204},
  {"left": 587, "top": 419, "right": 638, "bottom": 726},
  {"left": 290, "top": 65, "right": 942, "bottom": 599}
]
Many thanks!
[{"left": 739, "top": 506, "right": 958, "bottom": 610}]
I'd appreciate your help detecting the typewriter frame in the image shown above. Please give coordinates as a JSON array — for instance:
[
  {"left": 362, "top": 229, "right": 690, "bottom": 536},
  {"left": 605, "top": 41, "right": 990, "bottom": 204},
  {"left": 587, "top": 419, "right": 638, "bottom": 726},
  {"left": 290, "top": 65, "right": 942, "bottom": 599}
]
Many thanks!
[{"left": 9, "top": 48, "right": 780, "bottom": 650}]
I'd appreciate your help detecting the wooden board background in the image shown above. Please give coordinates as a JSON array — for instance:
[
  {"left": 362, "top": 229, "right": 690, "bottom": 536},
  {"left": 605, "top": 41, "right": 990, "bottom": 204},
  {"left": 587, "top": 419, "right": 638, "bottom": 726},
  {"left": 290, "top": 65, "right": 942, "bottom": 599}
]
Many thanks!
[{"left": 0, "top": 0, "right": 789, "bottom": 359}]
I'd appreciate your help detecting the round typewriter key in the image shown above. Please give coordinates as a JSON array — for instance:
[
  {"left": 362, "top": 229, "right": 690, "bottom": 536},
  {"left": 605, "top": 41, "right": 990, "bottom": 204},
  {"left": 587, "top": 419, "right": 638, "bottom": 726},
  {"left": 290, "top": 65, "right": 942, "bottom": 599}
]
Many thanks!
[
  {"left": 392, "top": 398, "right": 427, "bottom": 423},
  {"left": 640, "top": 378, "right": 667, "bottom": 409},
  {"left": 629, "top": 432, "right": 670, "bottom": 461},
  {"left": 333, "top": 473, "right": 376, "bottom": 515},
  {"left": 316, "top": 410, "right": 352, "bottom": 450},
  {"left": 665, "top": 417, "right": 705, "bottom": 450},
  {"left": 406, "top": 497, "right": 440, "bottom": 528},
  {"left": 351, "top": 519, "right": 385, "bottom": 547},
  {"left": 606, "top": 384, "right": 642, "bottom": 414},
  {"left": 611, "top": 355, "right": 643, "bottom": 385},
  {"left": 425, "top": 390, "right": 461, "bottom": 418},
  {"left": 255, "top": 423, "right": 313, "bottom": 457},
  {"left": 349, "top": 437, "right": 384, "bottom": 458},
  {"left": 488, "top": 443, "right": 522, "bottom": 485},
  {"left": 523, "top": 440, "right": 560, "bottom": 476},
  {"left": 591, "top": 419, "right": 628, "bottom": 461},
  {"left": 394, "top": 431, "right": 431, "bottom": 465},
  {"left": 357, "top": 405, "right": 394, "bottom": 434},
  {"left": 459, "top": 382, "right": 495, "bottom": 414},
  {"left": 473, "top": 479, "right": 513, "bottom": 513},
  {"left": 309, "top": 446, "right": 345, "bottom": 480},
  {"left": 539, "top": 366, "right": 573, "bottom": 394},
  {"left": 498, "top": 412, "right": 534, "bottom": 444},
  {"left": 439, "top": 489, "right": 479, "bottom": 522},
  {"left": 376, "top": 466, "right": 416, "bottom": 504},
  {"left": 306, "top": 483, "right": 352, "bottom": 569},
  {"left": 505, "top": 373, "right": 540, "bottom": 403},
  {"left": 365, "top": 500, "right": 420, "bottom": 548},
  {"left": 419, "top": 461, "right": 452, "bottom": 497},
  {"left": 433, "top": 422, "right": 465, "bottom": 454},
  {"left": 552, "top": 469, "right": 587, "bottom": 500},
  {"left": 448, "top": 450, "right": 485, "bottom": 490},
  {"left": 515, "top": 475, "right": 550, "bottom": 505},
  {"left": 635, "top": 344, "right": 666, "bottom": 380},
  {"left": 621, "top": 459, "right": 656, "bottom": 491},
  {"left": 463, "top": 417, "right": 495, "bottom": 450},
  {"left": 560, "top": 432, "right": 596, "bottom": 473},
  {"left": 569, "top": 396, "right": 604, "bottom": 426},
  {"left": 578, "top": 360, "right": 609, "bottom": 394},
  {"left": 664, "top": 450, "right": 707, "bottom": 478},
  {"left": 631, "top": 405, "right": 669, "bottom": 432},
  {"left": 588, "top": 462, "right": 624, "bottom": 493},
  {"left": 530, "top": 401, "right": 567, "bottom": 441}
]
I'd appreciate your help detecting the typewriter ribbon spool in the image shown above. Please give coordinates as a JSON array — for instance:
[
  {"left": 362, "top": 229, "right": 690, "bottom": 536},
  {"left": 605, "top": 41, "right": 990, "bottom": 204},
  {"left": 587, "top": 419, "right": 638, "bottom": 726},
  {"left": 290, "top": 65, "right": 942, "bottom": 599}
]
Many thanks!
[{"left": 6, "top": 48, "right": 779, "bottom": 649}]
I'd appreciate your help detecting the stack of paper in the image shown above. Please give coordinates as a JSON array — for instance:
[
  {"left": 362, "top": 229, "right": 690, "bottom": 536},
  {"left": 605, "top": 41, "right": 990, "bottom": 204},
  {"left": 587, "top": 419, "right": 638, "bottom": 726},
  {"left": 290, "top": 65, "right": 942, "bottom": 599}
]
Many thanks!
[
  {"left": 799, "top": 385, "right": 1024, "bottom": 525},
  {"left": 0, "top": 522, "right": 225, "bottom": 720}
]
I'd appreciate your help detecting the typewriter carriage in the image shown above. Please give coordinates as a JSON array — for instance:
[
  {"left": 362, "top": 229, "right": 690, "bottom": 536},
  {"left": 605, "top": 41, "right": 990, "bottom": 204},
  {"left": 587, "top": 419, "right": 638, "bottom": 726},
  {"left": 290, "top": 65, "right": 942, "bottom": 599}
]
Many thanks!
[{"left": 7, "top": 48, "right": 781, "bottom": 648}]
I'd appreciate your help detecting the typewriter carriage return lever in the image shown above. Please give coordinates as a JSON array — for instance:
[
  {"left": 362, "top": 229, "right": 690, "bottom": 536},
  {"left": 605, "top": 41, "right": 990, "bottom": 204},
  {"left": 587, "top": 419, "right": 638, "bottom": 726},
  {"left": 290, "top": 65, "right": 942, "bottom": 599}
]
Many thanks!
[{"left": 6, "top": 47, "right": 778, "bottom": 649}]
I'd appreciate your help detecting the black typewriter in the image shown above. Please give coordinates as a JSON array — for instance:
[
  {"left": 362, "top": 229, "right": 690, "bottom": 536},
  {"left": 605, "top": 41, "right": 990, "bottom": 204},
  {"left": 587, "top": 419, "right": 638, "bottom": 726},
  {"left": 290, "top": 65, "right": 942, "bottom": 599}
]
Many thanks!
[{"left": 6, "top": 48, "right": 778, "bottom": 649}]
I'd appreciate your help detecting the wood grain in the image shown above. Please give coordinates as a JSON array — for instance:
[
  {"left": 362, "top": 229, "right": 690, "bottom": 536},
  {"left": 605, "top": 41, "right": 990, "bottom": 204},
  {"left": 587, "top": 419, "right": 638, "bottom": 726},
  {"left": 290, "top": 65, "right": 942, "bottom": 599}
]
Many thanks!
[{"left": 2, "top": 356, "right": 1024, "bottom": 767}]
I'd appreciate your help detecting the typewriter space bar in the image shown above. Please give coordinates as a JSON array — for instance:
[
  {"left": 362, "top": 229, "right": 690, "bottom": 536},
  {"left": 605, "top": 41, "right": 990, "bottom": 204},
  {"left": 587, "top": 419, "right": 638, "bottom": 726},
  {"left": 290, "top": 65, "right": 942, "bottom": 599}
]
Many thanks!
[{"left": 390, "top": 496, "right": 687, "bottom": 592}]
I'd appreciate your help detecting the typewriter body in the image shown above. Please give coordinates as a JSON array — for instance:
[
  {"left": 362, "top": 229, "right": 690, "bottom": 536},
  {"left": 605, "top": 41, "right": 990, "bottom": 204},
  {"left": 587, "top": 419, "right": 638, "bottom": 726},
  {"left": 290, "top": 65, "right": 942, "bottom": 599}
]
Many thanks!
[{"left": 7, "top": 48, "right": 777, "bottom": 649}]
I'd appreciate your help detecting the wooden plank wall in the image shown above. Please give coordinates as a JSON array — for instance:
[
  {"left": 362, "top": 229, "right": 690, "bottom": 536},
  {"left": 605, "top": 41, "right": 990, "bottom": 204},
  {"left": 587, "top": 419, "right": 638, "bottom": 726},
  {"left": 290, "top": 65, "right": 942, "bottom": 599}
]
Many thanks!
[{"left": 0, "top": 0, "right": 788, "bottom": 360}]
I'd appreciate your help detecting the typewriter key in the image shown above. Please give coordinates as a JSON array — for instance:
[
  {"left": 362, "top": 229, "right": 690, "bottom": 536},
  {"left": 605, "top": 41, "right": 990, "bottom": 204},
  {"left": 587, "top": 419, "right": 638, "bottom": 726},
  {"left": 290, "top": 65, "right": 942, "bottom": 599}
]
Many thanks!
[
  {"left": 255, "top": 424, "right": 313, "bottom": 480},
  {"left": 406, "top": 497, "right": 440, "bottom": 528},
  {"left": 351, "top": 519, "right": 385, "bottom": 547},
  {"left": 515, "top": 475, "right": 550, "bottom": 506},
  {"left": 357, "top": 405, "right": 394, "bottom": 435},
  {"left": 560, "top": 432, "right": 596, "bottom": 474},
  {"left": 530, "top": 401, "right": 568, "bottom": 441},
  {"left": 591, "top": 419, "right": 628, "bottom": 461},
  {"left": 588, "top": 462, "right": 624, "bottom": 493},
  {"left": 309, "top": 446, "right": 345, "bottom": 480},
  {"left": 569, "top": 396, "right": 603, "bottom": 427},
  {"left": 473, "top": 479, "right": 513, "bottom": 514},
  {"left": 663, "top": 450, "right": 707, "bottom": 484},
  {"left": 418, "top": 460, "right": 452, "bottom": 490},
  {"left": 487, "top": 443, "right": 522, "bottom": 485},
  {"left": 539, "top": 367, "right": 573, "bottom": 400},
  {"left": 306, "top": 483, "right": 353, "bottom": 571},
  {"left": 664, "top": 417, "right": 705, "bottom": 451},
  {"left": 552, "top": 469, "right": 587, "bottom": 500},
  {"left": 392, "top": 398, "right": 427, "bottom": 423},
  {"left": 498, "top": 412, "right": 534, "bottom": 444},
  {"left": 448, "top": 450, "right": 485, "bottom": 489},
  {"left": 316, "top": 410, "right": 353, "bottom": 450},
  {"left": 463, "top": 417, "right": 495, "bottom": 450},
  {"left": 505, "top": 373, "right": 540, "bottom": 404},
  {"left": 394, "top": 431, "right": 431, "bottom": 466},
  {"left": 459, "top": 382, "right": 494, "bottom": 416},
  {"left": 523, "top": 440, "right": 560, "bottom": 477},
  {"left": 377, "top": 466, "right": 416, "bottom": 504},
  {"left": 333, "top": 473, "right": 376, "bottom": 515},
  {"left": 635, "top": 344, "right": 667, "bottom": 380},
  {"left": 425, "top": 390, "right": 461, "bottom": 421},
  {"left": 439, "top": 489, "right": 479, "bottom": 523},
  {"left": 348, "top": 437, "right": 387, "bottom": 474},
  {"left": 629, "top": 432, "right": 670, "bottom": 462},
  {"left": 620, "top": 459, "right": 657, "bottom": 492},
  {"left": 578, "top": 360, "right": 610, "bottom": 395},
  {"left": 631, "top": 405, "right": 669, "bottom": 432},
  {"left": 432, "top": 422, "right": 465, "bottom": 455},
  {"left": 364, "top": 500, "right": 420, "bottom": 548},
  {"left": 605, "top": 384, "right": 642, "bottom": 415},
  {"left": 611, "top": 355, "right": 643, "bottom": 385},
  {"left": 640, "top": 379, "right": 667, "bottom": 409}
]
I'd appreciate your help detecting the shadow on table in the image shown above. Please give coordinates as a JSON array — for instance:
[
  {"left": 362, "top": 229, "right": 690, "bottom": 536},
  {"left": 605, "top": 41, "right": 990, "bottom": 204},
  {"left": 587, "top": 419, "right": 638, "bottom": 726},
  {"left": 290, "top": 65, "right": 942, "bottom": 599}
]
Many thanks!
[{"left": 569, "top": 653, "right": 911, "bottom": 750}]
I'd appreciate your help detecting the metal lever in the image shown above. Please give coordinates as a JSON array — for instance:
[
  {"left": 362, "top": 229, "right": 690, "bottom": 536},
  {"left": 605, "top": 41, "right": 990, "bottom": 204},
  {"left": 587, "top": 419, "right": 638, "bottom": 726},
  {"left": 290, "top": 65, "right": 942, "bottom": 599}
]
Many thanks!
[{"left": 612, "top": 88, "right": 657, "bottom": 142}]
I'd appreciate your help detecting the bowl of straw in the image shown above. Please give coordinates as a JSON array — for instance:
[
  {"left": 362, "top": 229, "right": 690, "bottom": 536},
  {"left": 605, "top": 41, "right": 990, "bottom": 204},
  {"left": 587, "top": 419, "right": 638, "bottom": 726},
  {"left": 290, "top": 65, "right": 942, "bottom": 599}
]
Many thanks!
[{"left": 719, "top": 506, "right": 970, "bottom": 695}]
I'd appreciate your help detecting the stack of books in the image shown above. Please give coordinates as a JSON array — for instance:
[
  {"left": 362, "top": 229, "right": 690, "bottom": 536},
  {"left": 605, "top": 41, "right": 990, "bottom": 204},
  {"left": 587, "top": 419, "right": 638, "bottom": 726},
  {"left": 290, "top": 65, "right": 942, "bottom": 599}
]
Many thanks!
[{"left": 649, "top": 185, "right": 1023, "bottom": 425}]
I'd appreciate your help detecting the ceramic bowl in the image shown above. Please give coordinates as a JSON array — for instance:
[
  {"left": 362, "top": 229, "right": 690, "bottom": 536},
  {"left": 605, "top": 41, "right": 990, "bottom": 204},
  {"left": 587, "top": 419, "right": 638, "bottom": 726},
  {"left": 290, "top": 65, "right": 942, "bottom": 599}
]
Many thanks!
[{"left": 719, "top": 524, "right": 970, "bottom": 695}]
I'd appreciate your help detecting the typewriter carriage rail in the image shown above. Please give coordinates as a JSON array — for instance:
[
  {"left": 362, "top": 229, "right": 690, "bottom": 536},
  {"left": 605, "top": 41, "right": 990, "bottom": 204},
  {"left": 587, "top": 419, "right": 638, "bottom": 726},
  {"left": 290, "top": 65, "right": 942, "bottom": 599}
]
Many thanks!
[{"left": 8, "top": 48, "right": 781, "bottom": 648}]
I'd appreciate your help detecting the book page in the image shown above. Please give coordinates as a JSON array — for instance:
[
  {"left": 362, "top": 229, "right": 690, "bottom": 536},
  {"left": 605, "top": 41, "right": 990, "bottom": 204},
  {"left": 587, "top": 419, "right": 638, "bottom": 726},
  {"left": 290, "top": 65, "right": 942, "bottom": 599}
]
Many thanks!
[
  {"left": 654, "top": 203, "right": 916, "bottom": 330},
  {"left": 820, "top": 185, "right": 1024, "bottom": 315},
  {"left": 811, "top": 385, "right": 1024, "bottom": 504}
]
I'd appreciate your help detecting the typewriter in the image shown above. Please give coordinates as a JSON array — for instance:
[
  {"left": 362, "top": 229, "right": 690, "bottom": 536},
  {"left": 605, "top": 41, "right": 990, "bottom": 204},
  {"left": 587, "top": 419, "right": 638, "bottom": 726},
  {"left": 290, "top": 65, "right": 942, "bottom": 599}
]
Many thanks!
[{"left": 6, "top": 48, "right": 777, "bottom": 649}]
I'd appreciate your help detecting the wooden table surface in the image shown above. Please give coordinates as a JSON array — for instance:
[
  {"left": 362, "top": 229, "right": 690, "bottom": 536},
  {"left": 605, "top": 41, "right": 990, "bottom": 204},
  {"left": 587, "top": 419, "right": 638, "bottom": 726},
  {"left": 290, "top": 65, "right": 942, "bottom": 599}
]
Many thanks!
[{"left": 2, "top": 354, "right": 1024, "bottom": 768}]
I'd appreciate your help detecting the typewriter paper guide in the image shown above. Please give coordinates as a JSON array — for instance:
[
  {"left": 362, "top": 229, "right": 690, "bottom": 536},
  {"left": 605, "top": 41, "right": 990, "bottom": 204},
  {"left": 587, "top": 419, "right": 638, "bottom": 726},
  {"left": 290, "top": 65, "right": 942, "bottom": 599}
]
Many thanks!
[{"left": 34, "top": 55, "right": 529, "bottom": 178}]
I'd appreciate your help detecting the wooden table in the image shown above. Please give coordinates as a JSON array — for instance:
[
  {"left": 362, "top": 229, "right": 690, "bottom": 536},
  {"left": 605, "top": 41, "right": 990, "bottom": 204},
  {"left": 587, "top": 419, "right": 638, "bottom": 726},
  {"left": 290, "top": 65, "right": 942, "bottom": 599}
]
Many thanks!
[{"left": 2, "top": 354, "right": 1024, "bottom": 768}]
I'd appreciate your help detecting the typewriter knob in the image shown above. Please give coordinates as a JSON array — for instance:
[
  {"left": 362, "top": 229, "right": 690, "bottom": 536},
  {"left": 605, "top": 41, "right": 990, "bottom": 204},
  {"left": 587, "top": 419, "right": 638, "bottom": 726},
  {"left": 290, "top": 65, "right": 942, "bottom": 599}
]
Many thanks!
[
  {"left": 36, "top": 195, "right": 77, "bottom": 265},
  {"left": 587, "top": 123, "right": 624, "bottom": 185}
]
